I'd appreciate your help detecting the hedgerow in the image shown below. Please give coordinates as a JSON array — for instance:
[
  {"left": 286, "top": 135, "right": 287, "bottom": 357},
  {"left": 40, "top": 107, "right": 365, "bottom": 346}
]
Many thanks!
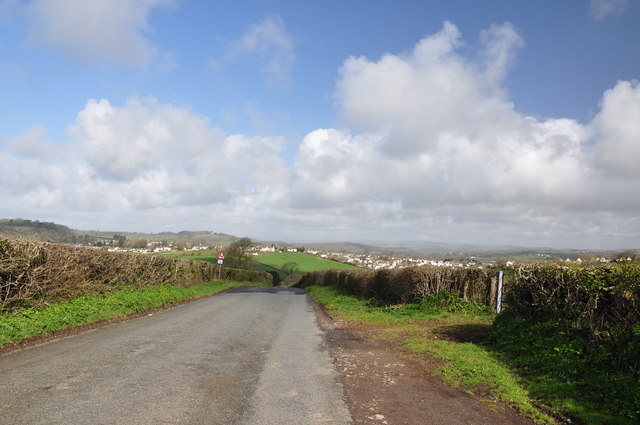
[
  {"left": 491, "top": 263, "right": 640, "bottom": 423},
  {"left": 0, "top": 236, "right": 272, "bottom": 312},
  {"left": 298, "top": 266, "right": 495, "bottom": 305},
  {"left": 300, "top": 262, "right": 640, "bottom": 423}
]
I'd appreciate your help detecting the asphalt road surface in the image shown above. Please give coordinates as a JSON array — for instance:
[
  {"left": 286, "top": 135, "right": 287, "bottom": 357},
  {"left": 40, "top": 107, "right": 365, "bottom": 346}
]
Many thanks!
[{"left": 0, "top": 287, "right": 353, "bottom": 425}]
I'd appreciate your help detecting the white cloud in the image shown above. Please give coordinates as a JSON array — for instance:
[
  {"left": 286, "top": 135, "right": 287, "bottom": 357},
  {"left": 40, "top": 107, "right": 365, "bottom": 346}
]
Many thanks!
[
  {"left": 290, "top": 21, "right": 640, "bottom": 248},
  {"left": 223, "top": 15, "right": 295, "bottom": 87},
  {"left": 590, "top": 0, "right": 631, "bottom": 20},
  {"left": 66, "top": 96, "right": 289, "bottom": 207},
  {"left": 590, "top": 80, "right": 640, "bottom": 179},
  {"left": 1, "top": 21, "right": 639, "bottom": 248},
  {"left": 335, "top": 21, "right": 523, "bottom": 158},
  {"left": 0, "top": 96, "right": 290, "bottom": 231},
  {"left": 25, "top": 0, "right": 174, "bottom": 67}
]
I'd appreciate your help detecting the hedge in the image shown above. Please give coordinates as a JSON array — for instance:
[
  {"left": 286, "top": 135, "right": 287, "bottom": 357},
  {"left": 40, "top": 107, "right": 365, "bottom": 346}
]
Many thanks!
[
  {"left": 298, "top": 266, "right": 495, "bottom": 305},
  {"left": 0, "top": 236, "right": 272, "bottom": 312}
]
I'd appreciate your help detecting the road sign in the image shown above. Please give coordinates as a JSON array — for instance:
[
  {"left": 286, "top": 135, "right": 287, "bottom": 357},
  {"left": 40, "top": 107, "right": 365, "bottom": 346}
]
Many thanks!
[{"left": 218, "top": 253, "right": 225, "bottom": 260}]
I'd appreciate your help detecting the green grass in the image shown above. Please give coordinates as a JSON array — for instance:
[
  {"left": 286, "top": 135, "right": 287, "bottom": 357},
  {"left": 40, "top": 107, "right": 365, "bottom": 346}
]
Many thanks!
[
  {"left": 0, "top": 281, "right": 263, "bottom": 348},
  {"left": 307, "top": 285, "right": 555, "bottom": 424},
  {"left": 308, "top": 285, "right": 493, "bottom": 324},
  {"left": 157, "top": 249, "right": 220, "bottom": 264},
  {"left": 255, "top": 251, "right": 360, "bottom": 274},
  {"left": 157, "top": 250, "right": 359, "bottom": 284},
  {"left": 403, "top": 338, "right": 553, "bottom": 423},
  {"left": 488, "top": 316, "right": 639, "bottom": 425}
]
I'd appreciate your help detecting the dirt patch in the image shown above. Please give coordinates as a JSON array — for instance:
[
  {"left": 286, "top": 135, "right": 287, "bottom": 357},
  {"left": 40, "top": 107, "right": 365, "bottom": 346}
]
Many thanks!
[{"left": 314, "top": 306, "right": 534, "bottom": 425}]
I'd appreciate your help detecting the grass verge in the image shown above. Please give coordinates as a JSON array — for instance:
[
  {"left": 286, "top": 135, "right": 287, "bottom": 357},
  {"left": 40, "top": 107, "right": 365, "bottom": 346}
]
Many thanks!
[
  {"left": 309, "top": 284, "right": 494, "bottom": 324},
  {"left": 307, "top": 285, "right": 555, "bottom": 424},
  {"left": 488, "top": 316, "right": 639, "bottom": 425},
  {"left": 0, "top": 281, "right": 264, "bottom": 348}
]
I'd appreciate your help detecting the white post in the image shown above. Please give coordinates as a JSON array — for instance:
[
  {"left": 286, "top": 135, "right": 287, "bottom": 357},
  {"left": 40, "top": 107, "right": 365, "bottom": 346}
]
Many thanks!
[{"left": 496, "top": 270, "right": 504, "bottom": 313}]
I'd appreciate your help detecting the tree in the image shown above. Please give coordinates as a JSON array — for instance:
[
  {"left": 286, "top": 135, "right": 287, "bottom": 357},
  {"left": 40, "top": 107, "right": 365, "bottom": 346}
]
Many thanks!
[
  {"left": 129, "top": 239, "right": 148, "bottom": 249},
  {"left": 112, "top": 234, "right": 126, "bottom": 248},
  {"left": 226, "top": 237, "right": 253, "bottom": 268}
]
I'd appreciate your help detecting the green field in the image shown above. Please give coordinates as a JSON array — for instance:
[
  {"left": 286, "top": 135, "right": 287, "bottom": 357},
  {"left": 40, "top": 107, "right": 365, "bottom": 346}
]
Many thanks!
[
  {"left": 157, "top": 249, "right": 221, "bottom": 263},
  {"left": 254, "top": 251, "right": 360, "bottom": 274},
  {"left": 156, "top": 250, "right": 360, "bottom": 285}
]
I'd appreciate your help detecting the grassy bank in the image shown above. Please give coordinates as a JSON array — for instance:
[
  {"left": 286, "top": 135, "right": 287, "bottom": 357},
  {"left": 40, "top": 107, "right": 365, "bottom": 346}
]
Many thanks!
[
  {"left": 308, "top": 285, "right": 555, "bottom": 424},
  {"left": 0, "top": 281, "right": 264, "bottom": 348}
]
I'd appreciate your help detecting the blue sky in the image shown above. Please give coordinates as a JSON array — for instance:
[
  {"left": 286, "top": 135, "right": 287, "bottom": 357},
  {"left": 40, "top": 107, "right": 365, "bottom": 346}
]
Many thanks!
[{"left": 1, "top": 0, "right": 639, "bottom": 249}]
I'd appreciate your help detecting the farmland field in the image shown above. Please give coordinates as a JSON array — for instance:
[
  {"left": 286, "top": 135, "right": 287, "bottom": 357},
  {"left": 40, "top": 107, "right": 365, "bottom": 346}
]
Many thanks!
[
  {"left": 157, "top": 249, "right": 221, "bottom": 264},
  {"left": 157, "top": 249, "right": 360, "bottom": 283},
  {"left": 255, "top": 251, "right": 360, "bottom": 274}
]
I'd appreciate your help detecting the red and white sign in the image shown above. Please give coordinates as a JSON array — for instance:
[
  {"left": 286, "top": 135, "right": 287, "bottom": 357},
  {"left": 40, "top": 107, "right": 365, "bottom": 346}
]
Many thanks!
[{"left": 218, "top": 253, "right": 225, "bottom": 260}]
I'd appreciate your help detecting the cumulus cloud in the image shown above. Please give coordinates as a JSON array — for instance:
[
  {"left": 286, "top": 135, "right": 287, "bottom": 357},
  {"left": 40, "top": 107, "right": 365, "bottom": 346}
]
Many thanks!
[
  {"left": 291, "top": 21, "right": 640, "bottom": 247},
  {"left": 325, "top": 21, "right": 583, "bottom": 209},
  {"left": 25, "top": 0, "right": 174, "bottom": 67},
  {"left": 335, "top": 21, "right": 524, "bottom": 158},
  {"left": 0, "top": 96, "right": 290, "bottom": 231},
  {"left": 2, "top": 21, "right": 639, "bottom": 248},
  {"left": 66, "top": 97, "right": 289, "bottom": 207},
  {"left": 590, "top": 80, "right": 640, "bottom": 179}
]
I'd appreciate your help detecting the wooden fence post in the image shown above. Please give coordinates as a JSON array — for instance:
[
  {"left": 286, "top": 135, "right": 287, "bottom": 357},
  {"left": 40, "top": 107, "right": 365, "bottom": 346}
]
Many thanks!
[{"left": 489, "top": 276, "right": 497, "bottom": 307}]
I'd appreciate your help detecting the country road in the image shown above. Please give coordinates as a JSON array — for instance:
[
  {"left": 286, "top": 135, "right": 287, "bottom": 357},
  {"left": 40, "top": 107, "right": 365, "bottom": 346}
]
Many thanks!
[{"left": 0, "top": 287, "right": 353, "bottom": 425}]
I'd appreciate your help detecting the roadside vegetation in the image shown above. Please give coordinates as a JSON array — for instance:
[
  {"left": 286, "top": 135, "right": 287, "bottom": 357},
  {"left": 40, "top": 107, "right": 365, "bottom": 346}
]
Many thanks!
[
  {"left": 0, "top": 236, "right": 272, "bottom": 349},
  {"left": 0, "top": 281, "right": 263, "bottom": 349},
  {"left": 308, "top": 285, "right": 555, "bottom": 424},
  {"left": 307, "top": 264, "right": 640, "bottom": 425},
  {"left": 1, "top": 236, "right": 271, "bottom": 312},
  {"left": 490, "top": 264, "right": 640, "bottom": 424}
]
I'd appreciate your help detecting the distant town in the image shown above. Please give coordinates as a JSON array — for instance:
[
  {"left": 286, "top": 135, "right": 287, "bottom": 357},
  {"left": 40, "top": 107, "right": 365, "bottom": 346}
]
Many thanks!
[
  {"left": 1, "top": 219, "right": 636, "bottom": 270},
  {"left": 96, "top": 238, "right": 624, "bottom": 270}
]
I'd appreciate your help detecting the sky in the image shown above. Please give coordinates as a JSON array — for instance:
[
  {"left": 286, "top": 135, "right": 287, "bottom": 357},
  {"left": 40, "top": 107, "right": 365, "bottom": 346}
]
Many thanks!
[{"left": 1, "top": 0, "right": 639, "bottom": 249}]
